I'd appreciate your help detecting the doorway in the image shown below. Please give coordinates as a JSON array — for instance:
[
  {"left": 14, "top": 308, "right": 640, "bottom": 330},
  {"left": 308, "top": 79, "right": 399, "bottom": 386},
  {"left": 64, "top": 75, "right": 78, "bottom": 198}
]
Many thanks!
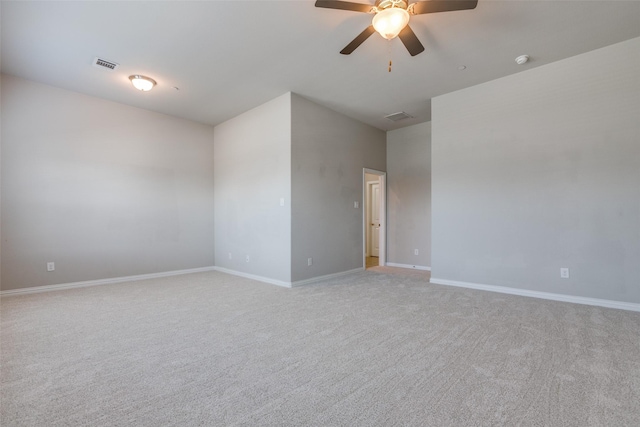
[{"left": 363, "top": 169, "right": 386, "bottom": 269}]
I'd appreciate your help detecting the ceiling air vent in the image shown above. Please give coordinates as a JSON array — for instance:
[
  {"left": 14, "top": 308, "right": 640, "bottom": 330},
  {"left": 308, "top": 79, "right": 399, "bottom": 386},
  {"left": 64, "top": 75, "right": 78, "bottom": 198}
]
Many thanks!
[
  {"left": 384, "top": 111, "right": 414, "bottom": 122},
  {"left": 92, "top": 57, "right": 119, "bottom": 71}
]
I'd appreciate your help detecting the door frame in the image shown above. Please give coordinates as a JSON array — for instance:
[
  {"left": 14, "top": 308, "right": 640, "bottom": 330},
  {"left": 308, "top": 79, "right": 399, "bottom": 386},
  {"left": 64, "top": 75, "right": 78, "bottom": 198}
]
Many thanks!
[
  {"left": 366, "top": 180, "right": 380, "bottom": 257},
  {"left": 363, "top": 168, "right": 386, "bottom": 268}
]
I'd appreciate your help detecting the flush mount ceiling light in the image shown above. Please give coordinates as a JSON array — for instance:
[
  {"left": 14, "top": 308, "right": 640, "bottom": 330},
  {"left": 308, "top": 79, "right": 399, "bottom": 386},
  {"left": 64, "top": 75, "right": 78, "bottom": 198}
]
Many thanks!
[{"left": 129, "top": 75, "right": 156, "bottom": 91}]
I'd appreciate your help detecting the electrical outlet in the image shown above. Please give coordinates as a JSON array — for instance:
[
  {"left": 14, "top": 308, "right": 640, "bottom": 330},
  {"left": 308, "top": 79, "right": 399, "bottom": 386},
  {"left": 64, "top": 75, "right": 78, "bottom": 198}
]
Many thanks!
[
  {"left": 228, "top": 252, "right": 232, "bottom": 260},
  {"left": 414, "top": 249, "right": 419, "bottom": 255},
  {"left": 560, "top": 268, "right": 570, "bottom": 279},
  {"left": 246, "top": 255, "right": 250, "bottom": 263},
  {"left": 354, "top": 201, "right": 359, "bottom": 208},
  {"left": 308, "top": 257, "right": 313, "bottom": 266},
  {"left": 280, "top": 198, "right": 285, "bottom": 206},
  {"left": 47, "top": 262, "right": 55, "bottom": 272}
]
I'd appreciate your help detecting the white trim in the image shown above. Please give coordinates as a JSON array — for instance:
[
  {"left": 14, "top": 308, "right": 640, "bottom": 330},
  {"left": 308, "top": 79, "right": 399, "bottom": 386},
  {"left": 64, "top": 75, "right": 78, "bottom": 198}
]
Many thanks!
[
  {"left": 214, "top": 267, "right": 292, "bottom": 288},
  {"left": 385, "top": 263, "right": 431, "bottom": 271},
  {"left": 429, "top": 277, "right": 640, "bottom": 312},
  {"left": 0, "top": 266, "right": 217, "bottom": 297},
  {"left": 362, "top": 168, "right": 386, "bottom": 270},
  {"left": 291, "top": 267, "right": 364, "bottom": 287},
  {"left": 0, "top": 265, "right": 370, "bottom": 296},
  {"left": 379, "top": 174, "right": 386, "bottom": 268},
  {"left": 365, "top": 181, "right": 373, "bottom": 257}
]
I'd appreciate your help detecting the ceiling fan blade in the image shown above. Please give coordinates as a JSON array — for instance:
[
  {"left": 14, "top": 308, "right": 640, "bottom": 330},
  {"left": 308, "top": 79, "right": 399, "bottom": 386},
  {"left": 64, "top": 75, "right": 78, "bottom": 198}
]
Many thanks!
[
  {"left": 340, "top": 25, "right": 376, "bottom": 55},
  {"left": 315, "top": 0, "right": 374, "bottom": 13},
  {"left": 398, "top": 25, "right": 425, "bottom": 56},
  {"left": 410, "top": 0, "right": 478, "bottom": 15}
]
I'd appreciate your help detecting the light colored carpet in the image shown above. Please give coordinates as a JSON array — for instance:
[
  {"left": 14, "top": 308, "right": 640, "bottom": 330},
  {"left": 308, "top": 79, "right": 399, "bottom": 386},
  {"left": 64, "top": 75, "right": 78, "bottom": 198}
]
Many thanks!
[{"left": 2, "top": 269, "right": 639, "bottom": 426}]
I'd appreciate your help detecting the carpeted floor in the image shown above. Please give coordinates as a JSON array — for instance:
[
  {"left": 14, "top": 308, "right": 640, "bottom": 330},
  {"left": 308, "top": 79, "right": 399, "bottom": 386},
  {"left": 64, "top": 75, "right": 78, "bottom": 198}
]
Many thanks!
[{"left": 2, "top": 269, "right": 639, "bottom": 426}]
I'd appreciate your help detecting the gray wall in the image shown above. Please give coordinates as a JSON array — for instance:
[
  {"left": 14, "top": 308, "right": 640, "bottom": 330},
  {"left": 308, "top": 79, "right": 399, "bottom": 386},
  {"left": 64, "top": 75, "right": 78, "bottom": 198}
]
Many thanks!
[
  {"left": 291, "top": 93, "right": 386, "bottom": 282},
  {"left": 387, "top": 122, "right": 431, "bottom": 268},
  {"left": 213, "top": 93, "right": 291, "bottom": 283},
  {"left": 431, "top": 37, "right": 640, "bottom": 304},
  {"left": 1, "top": 75, "right": 216, "bottom": 291}
]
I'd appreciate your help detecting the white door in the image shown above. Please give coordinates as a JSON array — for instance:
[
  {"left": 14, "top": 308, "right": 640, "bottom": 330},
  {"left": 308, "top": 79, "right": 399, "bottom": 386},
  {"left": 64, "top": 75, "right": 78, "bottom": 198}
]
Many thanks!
[{"left": 370, "top": 182, "right": 380, "bottom": 257}]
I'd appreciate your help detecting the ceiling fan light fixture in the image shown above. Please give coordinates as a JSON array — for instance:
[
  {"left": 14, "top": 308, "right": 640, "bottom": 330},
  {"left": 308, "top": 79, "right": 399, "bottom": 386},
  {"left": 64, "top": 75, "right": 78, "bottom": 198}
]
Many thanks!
[
  {"left": 129, "top": 75, "right": 156, "bottom": 91},
  {"left": 372, "top": 7, "right": 410, "bottom": 40}
]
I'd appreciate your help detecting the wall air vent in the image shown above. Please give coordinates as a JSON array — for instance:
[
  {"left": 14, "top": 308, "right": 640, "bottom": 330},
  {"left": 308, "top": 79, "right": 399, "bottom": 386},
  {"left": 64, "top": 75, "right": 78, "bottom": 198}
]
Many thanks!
[
  {"left": 384, "top": 111, "right": 414, "bottom": 122},
  {"left": 92, "top": 57, "right": 119, "bottom": 71}
]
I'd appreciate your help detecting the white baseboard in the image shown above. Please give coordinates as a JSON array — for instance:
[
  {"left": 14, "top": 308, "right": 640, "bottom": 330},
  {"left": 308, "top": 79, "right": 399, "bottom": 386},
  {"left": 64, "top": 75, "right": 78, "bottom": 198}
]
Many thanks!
[
  {"left": 1, "top": 265, "right": 368, "bottom": 296},
  {"left": 214, "top": 267, "right": 292, "bottom": 288},
  {"left": 0, "top": 266, "right": 217, "bottom": 297},
  {"left": 429, "top": 277, "right": 640, "bottom": 312},
  {"left": 385, "top": 263, "right": 431, "bottom": 271},
  {"left": 291, "top": 267, "right": 364, "bottom": 287}
]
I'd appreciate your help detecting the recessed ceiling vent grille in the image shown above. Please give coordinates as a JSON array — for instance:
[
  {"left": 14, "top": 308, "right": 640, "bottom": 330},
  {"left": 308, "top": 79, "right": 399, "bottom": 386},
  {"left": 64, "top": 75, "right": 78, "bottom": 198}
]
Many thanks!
[
  {"left": 384, "top": 111, "right": 414, "bottom": 122},
  {"left": 92, "top": 57, "right": 119, "bottom": 71}
]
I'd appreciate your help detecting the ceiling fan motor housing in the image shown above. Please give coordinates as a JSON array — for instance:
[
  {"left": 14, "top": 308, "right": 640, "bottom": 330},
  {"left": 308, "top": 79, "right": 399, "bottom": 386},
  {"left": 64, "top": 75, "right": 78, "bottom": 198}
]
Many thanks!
[{"left": 375, "top": 0, "right": 409, "bottom": 12}]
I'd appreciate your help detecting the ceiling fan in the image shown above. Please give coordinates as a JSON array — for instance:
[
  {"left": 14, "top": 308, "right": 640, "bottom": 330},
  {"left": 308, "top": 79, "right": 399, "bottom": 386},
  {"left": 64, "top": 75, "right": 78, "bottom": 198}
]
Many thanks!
[{"left": 316, "top": 0, "right": 478, "bottom": 56}]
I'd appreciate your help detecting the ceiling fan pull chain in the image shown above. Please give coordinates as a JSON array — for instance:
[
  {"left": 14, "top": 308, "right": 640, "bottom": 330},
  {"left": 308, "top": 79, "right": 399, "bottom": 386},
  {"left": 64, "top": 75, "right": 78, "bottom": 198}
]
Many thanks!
[
  {"left": 388, "top": 40, "right": 393, "bottom": 73},
  {"left": 389, "top": 60, "right": 392, "bottom": 73}
]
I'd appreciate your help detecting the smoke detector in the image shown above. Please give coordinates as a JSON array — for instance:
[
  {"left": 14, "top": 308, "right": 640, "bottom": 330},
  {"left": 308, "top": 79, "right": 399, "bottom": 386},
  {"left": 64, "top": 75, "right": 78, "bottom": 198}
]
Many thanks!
[{"left": 515, "top": 55, "right": 530, "bottom": 65}]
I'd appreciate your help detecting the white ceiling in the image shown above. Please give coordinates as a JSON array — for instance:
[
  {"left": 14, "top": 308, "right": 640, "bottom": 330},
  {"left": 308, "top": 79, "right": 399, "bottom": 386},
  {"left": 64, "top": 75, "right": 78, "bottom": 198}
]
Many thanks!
[{"left": 2, "top": 1, "right": 640, "bottom": 131}]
